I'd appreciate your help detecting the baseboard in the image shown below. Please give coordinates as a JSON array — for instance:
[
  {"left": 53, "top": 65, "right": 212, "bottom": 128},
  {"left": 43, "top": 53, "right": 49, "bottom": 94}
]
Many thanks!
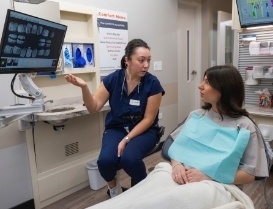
[{"left": 10, "top": 199, "right": 35, "bottom": 209}]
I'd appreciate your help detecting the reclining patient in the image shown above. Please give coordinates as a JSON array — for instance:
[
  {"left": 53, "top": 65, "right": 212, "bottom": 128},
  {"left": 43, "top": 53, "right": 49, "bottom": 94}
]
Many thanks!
[{"left": 88, "top": 65, "right": 269, "bottom": 209}]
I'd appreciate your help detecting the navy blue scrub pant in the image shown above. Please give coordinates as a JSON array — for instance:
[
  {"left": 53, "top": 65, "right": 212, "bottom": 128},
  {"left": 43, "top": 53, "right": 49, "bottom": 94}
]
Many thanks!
[{"left": 97, "top": 127, "right": 159, "bottom": 185}]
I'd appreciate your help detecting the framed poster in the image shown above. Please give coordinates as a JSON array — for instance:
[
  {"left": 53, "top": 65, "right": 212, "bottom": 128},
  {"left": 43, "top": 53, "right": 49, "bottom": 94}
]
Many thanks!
[{"left": 97, "top": 9, "right": 128, "bottom": 71}]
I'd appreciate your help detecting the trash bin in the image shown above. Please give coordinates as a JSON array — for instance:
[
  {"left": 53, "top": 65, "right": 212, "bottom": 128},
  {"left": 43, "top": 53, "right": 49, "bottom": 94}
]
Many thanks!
[{"left": 86, "top": 160, "right": 107, "bottom": 190}]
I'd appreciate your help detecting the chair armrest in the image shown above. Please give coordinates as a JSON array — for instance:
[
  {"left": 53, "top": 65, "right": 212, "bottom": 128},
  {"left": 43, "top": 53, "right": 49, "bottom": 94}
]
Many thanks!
[
  {"left": 157, "top": 126, "right": 165, "bottom": 138},
  {"left": 160, "top": 118, "right": 186, "bottom": 162},
  {"left": 161, "top": 136, "right": 174, "bottom": 162}
]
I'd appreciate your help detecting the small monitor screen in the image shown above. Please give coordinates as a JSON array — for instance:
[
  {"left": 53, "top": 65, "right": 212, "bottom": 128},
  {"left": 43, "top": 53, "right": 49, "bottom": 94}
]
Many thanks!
[
  {"left": 236, "top": 0, "right": 273, "bottom": 28},
  {"left": 0, "top": 9, "right": 67, "bottom": 74}
]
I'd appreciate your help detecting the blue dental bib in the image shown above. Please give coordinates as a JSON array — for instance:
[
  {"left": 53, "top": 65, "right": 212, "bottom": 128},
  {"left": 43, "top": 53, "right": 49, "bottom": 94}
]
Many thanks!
[{"left": 168, "top": 113, "right": 250, "bottom": 183}]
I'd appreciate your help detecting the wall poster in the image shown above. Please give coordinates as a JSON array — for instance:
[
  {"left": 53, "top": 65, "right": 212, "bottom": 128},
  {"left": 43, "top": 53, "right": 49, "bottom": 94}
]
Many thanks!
[{"left": 97, "top": 9, "right": 128, "bottom": 71}]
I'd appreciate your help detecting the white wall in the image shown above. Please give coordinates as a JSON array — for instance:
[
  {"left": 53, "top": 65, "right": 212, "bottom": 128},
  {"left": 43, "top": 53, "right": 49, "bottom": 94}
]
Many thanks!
[
  {"left": 52, "top": 0, "right": 179, "bottom": 84},
  {"left": 0, "top": 143, "right": 33, "bottom": 209},
  {"left": 0, "top": 0, "right": 179, "bottom": 208}
]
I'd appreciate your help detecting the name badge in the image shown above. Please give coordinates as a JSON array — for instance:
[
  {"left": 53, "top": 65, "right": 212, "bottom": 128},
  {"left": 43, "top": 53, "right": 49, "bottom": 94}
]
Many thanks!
[{"left": 129, "top": 99, "right": 140, "bottom": 106}]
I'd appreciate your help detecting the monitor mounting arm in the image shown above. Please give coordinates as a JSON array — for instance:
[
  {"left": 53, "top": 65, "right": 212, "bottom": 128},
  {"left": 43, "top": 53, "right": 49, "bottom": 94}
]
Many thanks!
[
  {"left": 0, "top": 73, "right": 45, "bottom": 128},
  {"left": 19, "top": 73, "right": 43, "bottom": 104}
]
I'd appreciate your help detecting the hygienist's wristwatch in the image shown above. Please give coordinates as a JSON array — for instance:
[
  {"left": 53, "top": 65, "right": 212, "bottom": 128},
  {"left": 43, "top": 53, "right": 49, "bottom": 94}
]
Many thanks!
[{"left": 124, "top": 136, "right": 130, "bottom": 143}]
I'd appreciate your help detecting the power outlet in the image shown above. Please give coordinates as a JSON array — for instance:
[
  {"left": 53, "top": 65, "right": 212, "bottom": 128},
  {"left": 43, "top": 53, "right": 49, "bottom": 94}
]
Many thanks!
[{"left": 154, "top": 61, "right": 162, "bottom": 71}]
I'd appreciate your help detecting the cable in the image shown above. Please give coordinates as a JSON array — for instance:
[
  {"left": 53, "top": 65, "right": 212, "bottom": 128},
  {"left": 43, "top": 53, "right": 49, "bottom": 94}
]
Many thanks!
[
  {"left": 263, "top": 141, "right": 273, "bottom": 208},
  {"left": 11, "top": 73, "right": 35, "bottom": 100},
  {"left": 30, "top": 114, "right": 38, "bottom": 168},
  {"left": 264, "top": 173, "right": 273, "bottom": 208},
  {"left": 248, "top": 117, "right": 271, "bottom": 168},
  {"left": 250, "top": 118, "right": 273, "bottom": 207}
]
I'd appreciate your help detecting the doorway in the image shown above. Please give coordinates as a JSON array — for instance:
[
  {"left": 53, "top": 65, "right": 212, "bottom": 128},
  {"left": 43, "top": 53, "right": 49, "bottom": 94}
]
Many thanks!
[
  {"left": 177, "top": 1, "right": 202, "bottom": 122},
  {"left": 217, "top": 11, "right": 233, "bottom": 65}
]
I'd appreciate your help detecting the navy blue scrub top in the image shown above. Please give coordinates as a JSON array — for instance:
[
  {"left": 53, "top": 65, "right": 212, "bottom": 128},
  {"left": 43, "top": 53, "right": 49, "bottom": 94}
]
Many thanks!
[{"left": 103, "top": 69, "right": 165, "bottom": 129}]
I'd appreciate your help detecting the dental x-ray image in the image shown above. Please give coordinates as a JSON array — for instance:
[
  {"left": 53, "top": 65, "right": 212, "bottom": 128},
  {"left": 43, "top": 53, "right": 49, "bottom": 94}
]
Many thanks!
[{"left": 0, "top": 9, "right": 67, "bottom": 74}]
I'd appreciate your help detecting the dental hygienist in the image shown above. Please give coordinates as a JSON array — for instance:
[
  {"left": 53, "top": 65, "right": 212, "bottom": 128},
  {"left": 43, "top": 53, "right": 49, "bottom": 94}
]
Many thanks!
[{"left": 65, "top": 39, "right": 165, "bottom": 198}]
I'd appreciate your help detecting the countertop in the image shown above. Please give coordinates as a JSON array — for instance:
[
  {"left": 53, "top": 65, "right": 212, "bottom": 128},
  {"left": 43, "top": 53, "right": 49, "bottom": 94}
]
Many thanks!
[
  {"left": 245, "top": 104, "right": 273, "bottom": 117},
  {"left": 34, "top": 96, "right": 110, "bottom": 123}
]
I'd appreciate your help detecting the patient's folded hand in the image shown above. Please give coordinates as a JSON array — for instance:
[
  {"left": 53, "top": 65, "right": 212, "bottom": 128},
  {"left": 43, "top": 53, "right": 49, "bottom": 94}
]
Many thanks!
[
  {"left": 172, "top": 163, "right": 188, "bottom": 184},
  {"left": 185, "top": 168, "right": 212, "bottom": 183}
]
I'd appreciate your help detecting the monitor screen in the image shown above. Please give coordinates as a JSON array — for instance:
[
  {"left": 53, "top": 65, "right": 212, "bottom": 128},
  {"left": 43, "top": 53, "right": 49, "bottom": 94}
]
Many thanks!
[
  {"left": 0, "top": 9, "right": 67, "bottom": 74},
  {"left": 236, "top": 0, "right": 273, "bottom": 28}
]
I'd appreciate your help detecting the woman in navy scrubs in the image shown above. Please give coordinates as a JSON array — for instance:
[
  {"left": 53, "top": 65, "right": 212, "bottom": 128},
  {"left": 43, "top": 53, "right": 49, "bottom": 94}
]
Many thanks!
[{"left": 65, "top": 39, "right": 165, "bottom": 198}]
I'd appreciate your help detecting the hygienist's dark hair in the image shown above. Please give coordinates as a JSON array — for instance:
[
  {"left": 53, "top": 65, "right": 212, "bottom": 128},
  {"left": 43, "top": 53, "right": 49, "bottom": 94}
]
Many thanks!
[
  {"left": 120, "top": 39, "right": 150, "bottom": 69},
  {"left": 201, "top": 65, "right": 249, "bottom": 119}
]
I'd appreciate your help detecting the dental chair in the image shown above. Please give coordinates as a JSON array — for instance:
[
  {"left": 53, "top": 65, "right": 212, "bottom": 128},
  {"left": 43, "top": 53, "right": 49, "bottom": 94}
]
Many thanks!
[
  {"left": 160, "top": 118, "right": 273, "bottom": 207},
  {"left": 161, "top": 118, "right": 272, "bottom": 172}
]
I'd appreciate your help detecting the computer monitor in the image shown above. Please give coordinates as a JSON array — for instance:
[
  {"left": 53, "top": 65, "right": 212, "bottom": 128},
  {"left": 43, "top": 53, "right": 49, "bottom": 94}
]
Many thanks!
[
  {"left": 236, "top": 0, "right": 273, "bottom": 28},
  {"left": 0, "top": 9, "right": 67, "bottom": 74}
]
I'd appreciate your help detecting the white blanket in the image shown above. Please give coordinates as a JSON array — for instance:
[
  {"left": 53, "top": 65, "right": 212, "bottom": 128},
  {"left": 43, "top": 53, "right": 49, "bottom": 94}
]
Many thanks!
[{"left": 87, "top": 162, "right": 254, "bottom": 209}]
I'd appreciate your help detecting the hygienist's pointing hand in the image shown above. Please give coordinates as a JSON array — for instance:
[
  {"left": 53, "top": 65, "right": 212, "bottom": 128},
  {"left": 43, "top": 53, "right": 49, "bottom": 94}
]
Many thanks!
[{"left": 65, "top": 74, "right": 87, "bottom": 88}]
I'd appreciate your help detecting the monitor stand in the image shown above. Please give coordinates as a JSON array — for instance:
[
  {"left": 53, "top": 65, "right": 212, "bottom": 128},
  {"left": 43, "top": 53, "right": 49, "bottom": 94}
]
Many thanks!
[{"left": 0, "top": 73, "right": 45, "bottom": 128}]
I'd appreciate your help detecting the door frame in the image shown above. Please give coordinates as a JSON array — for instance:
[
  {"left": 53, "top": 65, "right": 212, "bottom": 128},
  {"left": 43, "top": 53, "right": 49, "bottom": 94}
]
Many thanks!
[
  {"left": 178, "top": 0, "right": 202, "bottom": 113},
  {"left": 217, "top": 11, "right": 232, "bottom": 65}
]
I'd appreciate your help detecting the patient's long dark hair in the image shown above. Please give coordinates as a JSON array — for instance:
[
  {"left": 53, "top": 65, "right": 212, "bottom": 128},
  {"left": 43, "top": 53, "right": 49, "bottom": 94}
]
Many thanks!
[{"left": 201, "top": 65, "right": 249, "bottom": 119}]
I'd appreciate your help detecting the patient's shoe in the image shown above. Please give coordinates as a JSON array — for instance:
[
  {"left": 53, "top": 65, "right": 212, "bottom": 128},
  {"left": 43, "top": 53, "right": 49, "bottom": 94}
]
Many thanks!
[{"left": 108, "top": 183, "right": 123, "bottom": 198}]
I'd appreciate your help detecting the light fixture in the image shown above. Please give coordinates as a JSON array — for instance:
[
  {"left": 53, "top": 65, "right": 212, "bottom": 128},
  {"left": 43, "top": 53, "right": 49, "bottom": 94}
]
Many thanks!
[
  {"left": 246, "top": 25, "right": 273, "bottom": 30},
  {"left": 13, "top": 0, "right": 46, "bottom": 4}
]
